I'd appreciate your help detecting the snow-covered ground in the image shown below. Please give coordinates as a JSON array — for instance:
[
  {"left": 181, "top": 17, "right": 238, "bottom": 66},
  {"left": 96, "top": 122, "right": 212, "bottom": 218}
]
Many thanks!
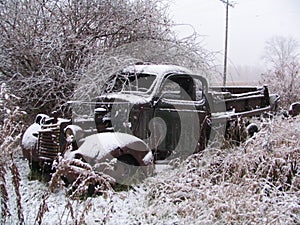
[{"left": 2, "top": 115, "right": 300, "bottom": 224}]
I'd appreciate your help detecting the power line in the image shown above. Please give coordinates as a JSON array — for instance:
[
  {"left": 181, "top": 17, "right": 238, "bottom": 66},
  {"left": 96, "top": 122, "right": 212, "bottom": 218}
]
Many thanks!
[{"left": 219, "top": 0, "right": 235, "bottom": 86}]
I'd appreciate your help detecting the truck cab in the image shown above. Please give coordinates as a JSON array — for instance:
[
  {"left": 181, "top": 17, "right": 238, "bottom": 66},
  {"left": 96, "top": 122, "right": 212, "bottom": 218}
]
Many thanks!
[{"left": 94, "top": 64, "right": 211, "bottom": 160}]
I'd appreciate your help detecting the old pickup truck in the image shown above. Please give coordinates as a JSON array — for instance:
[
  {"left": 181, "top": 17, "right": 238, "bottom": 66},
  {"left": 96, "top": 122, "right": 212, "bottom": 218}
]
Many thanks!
[{"left": 21, "top": 64, "right": 278, "bottom": 183}]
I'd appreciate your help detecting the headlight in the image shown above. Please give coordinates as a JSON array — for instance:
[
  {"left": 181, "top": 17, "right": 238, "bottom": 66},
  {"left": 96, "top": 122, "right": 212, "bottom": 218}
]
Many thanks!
[
  {"left": 64, "top": 125, "right": 83, "bottom": 143},
  {"left": 65, "top": 128, "right": 75, "bottom": 143}
]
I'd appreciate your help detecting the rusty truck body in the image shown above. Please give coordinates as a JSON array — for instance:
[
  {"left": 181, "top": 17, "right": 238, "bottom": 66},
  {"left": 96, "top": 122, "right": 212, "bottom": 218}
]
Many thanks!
[{"left": 21, "top": 64, "right": 279, "bottom": 181}]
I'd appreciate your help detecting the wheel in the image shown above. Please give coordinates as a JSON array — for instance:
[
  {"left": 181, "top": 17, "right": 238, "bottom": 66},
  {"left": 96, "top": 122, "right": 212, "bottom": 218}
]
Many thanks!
[
  {"left": 247, "top": 123, "right": 258, "bottom": 137},
  {"left": 109, "top": 155, "right": 142, "bottom": 185},
  {"left": 29, "top": 160, "right": 40, "bottom": 171}
]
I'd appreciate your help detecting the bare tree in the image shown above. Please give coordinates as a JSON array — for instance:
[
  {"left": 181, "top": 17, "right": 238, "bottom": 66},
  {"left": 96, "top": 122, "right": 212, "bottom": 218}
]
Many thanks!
[
  {"left": 0, "top": 0, "right": 210, "bottom": 118},
  {"left": 261, "top": 36, "right": 300, "bottom": 107}
]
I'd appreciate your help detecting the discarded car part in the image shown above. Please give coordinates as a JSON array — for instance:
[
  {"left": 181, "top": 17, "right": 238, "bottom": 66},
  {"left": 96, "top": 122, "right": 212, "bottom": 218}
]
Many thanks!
[
  {"left": 246, "top": 123, "right": 259, "bottom": 137},
  {"left": 289, "top": 102, "right": 300, "bottom": 117},
  {"left": 269, "top": 93, "right": 280, "bottom": 111}
]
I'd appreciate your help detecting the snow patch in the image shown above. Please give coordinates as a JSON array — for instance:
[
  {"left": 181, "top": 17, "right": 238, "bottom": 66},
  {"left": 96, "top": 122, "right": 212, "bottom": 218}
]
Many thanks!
[
  {"left": 66, "top": 132, "right": 150, "bottom": 164},
  {"left": 121, "top": 64, "right": 192, "bottom": 77},
  {"left": 21, "top": 123, "right": 41, "bottom": 150},
  {"left": 98, "top": 93, "right": 147, "bottom": 104}
]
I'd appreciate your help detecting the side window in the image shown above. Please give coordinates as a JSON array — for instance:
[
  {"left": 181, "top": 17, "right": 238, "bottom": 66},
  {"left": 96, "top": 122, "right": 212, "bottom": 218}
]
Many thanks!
[
  {"left": 160, "top": 78, "right": 181, "bottom": 98},
  {"left": 160, "top": 75, "right": 196, "bottom": 101},
  {"left": 194, "top": 78, "right": 204, "bottom": 101}
]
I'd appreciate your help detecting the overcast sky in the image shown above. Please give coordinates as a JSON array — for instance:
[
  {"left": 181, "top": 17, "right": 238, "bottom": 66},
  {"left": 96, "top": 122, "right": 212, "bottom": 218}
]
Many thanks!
[{"left": 169, "top": 0, "right": 300, "bottom": 68}]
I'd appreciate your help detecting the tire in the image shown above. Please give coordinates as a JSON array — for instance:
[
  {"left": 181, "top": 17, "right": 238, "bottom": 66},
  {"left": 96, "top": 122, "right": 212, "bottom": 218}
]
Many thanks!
[
  {"left": 111, "top": 155, "right": 142, "bottom": 185},
  {"left": 29, "top": 160, "right": 40, "bottom": 171}
]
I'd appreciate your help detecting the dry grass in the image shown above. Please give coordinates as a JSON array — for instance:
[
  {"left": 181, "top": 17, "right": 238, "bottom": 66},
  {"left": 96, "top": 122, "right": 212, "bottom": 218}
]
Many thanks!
[
  {"left": 49, "top": 157, "right": 115, "bottom": 199},
  {"left": 142, "top": 116, "right": 300, "bottom": 224},
  {"left": 34, "top": 193, "right": 49, "bottom": 225},
  {"left": 0, "top": 84, "right": 25, "bottom": 224},
  {"left": 9, "top": 159, "right": 24, "bottom": 223},
  {"left": 2, "top": 114, "right": 300, "bottom": 224},
  {"left": 0, "top": 164, "right": 10, "bottom": 223}
]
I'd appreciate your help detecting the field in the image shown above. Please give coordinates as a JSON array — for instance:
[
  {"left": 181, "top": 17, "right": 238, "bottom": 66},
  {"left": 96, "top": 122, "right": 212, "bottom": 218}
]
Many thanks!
[{"left": 1, "top": 115, "right": 300, "bottom": 224}]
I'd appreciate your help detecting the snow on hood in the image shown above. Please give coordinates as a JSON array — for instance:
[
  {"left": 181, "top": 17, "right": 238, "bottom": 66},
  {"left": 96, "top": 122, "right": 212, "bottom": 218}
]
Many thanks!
[
  {"left": 66, "top": 132, "right": 150, "bottom": 164},
  {"left": 98, "top": 93, "right": 148, "bottom": 105}
]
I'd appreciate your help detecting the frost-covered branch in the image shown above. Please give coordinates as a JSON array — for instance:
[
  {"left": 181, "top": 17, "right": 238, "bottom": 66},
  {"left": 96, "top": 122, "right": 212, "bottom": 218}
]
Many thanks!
[{"left": 0, "top": 0, "right": 213, "bottom": 118}]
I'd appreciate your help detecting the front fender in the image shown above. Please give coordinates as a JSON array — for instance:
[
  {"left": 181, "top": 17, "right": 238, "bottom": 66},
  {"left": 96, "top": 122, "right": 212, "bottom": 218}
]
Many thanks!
[
  {"left": 21, "top": 122, "right": 41, "bottom": 162},
  {"left": 21, "top": 114, "right": 50, "bottom": 162},
  {"left": 65, "top": 132, "right": 153, "bottom": 166}
]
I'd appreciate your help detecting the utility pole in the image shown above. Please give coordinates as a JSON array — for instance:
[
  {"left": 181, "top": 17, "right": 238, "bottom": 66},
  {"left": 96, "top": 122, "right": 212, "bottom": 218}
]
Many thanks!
[{"left": 219, "top": 0, "right": 235, "bottom": 86}]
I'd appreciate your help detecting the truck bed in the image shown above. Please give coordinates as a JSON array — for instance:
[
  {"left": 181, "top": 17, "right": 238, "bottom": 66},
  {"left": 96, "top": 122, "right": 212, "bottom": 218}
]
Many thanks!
[{"left": 208, "top": 85, "right": 271, "bottom": 121}]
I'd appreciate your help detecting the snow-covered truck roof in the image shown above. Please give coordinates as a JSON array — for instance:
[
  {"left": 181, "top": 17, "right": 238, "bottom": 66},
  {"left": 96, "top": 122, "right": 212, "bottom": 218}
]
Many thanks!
[{"left": 120, "top": 64, "right": 193, "bottom": 78}]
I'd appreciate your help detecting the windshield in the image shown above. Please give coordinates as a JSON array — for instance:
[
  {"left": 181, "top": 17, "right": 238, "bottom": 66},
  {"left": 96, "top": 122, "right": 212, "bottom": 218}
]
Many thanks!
[{"left": 102, "top": 73, "right": 157, "bottom": 94}]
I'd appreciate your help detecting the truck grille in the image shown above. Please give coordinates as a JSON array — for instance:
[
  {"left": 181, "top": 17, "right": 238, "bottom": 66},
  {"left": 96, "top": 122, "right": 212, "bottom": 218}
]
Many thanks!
[{"left": 38, "top": 124, "right": 61, "bottom": 161}]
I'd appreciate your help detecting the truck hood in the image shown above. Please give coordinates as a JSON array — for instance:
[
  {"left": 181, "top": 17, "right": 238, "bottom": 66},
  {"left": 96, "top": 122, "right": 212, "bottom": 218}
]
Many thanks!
[
  {"left": 97, "top": 93, "right": 149, "bottom": 105},
  {"left": 94, "top": 93, "right": 150, "bottom": 134}
]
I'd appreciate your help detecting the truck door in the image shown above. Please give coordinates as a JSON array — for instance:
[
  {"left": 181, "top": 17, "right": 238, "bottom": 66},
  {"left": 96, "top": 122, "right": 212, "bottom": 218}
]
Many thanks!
[{"left": 152, "top": 74, "right": 210, "bottom": 160}]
